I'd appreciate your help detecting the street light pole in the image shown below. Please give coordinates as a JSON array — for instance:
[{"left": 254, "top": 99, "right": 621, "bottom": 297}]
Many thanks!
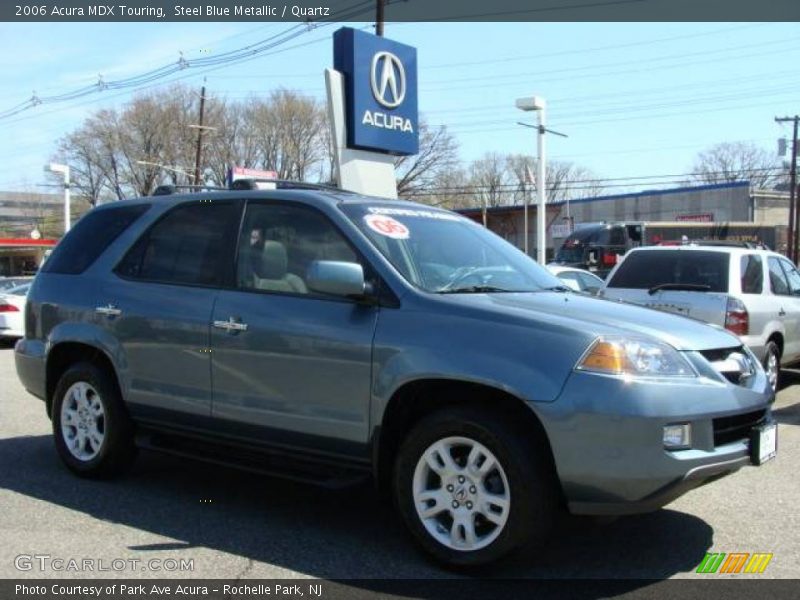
[
  {"left": 516, "top": 96, "right": 547, "bottom": 265},
  {"left": 536, "top": 102, "right": 547, "bottom": 265},
  {"left": 45, "top": 163, "right": 70, "bottom": 234}
]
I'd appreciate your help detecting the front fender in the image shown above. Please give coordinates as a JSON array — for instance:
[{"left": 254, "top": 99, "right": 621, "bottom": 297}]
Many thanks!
[{"left": 369, "top": 307, "right": 593, "bottom": 427}]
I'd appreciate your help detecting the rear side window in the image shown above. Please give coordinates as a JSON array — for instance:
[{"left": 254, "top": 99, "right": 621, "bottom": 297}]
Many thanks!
[
  {"left": 41, "top": 204, "right": 150, "bottom": 275},
  {"left": 740, "top": 255, "right": 763, "bottom": 294},
  {"left": 607, "top": 250, "right": 729, "bottom": 292},
  {"left": 116, "top": 202, "right": 239, "bottom": 287}
]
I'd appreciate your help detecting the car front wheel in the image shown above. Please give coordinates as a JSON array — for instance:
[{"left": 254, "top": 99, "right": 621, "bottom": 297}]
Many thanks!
[{"left": 394, "top": 406, "right": 556, "bottom": 566}]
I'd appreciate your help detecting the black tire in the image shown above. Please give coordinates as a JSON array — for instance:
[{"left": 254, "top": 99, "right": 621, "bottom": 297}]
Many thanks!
[
  {"left": 393, "top": 405, "right": 557, "bottom": 567},
  {"left": 51, "top": 362, "right": 136, "bottom": 479},
  {"left": 763, "top": 340, "right": 781, "bottom": 393}
]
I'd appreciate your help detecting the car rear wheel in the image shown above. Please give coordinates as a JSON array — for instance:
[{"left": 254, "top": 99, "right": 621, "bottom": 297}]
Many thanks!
[
  {"left": 52, "top": 362, "right": 136, "bottom": 478},
  {"left": 394, "top": 406, "right": 556, "bottom": 567},
  {"left": 763, "top": 341, "right": 781, "bottom": 393}
]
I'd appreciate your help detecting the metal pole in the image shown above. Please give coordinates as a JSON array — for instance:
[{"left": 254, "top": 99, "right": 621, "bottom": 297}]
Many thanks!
[
  {"left": 376, "top": 0, "right": 385, "bottom": 36},
  {"left": 193, "top": 85, "right": 207, "bottom": 186},
  {"left": 523, "top": 170, "right": 529, "bottom": 255},
  {"left": 776, "top": 115, "right": 799, "bottom": 262},
  {"left": 536, "top": 103, "right": 547, "bottom": 265},
  {"left": 63, "top": 168, "right": 71, "bottom": 233},
  {"left": 791, "top": 118, "right": 799, "bottom": 263}
]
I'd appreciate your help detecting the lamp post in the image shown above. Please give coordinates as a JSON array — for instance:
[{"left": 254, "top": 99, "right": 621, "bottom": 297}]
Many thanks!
[
  {"left": 515, "top": 96, "right": 547, "bottom": 265},
  {"left": 45, "top": 163, "right": 70, "bottom": 234}
]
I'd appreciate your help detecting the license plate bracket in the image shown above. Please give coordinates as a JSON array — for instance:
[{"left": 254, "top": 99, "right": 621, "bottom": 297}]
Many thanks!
[{"left": 750, "top": 422, "right": 777, "bottom": 465}]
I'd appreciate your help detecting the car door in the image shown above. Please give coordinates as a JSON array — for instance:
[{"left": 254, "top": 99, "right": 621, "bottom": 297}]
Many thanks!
[
  {"left": 766, "top": 256, "right": 800, "bottom": 361},
  {"left": 776, "top": 256, "right": 800, "bottom": 362},
  {"left": 210, "top": 201, "right": 379, "bottom": 452},
  {"left": 103, "top": 200, "right": 241, "bottom": 420}
]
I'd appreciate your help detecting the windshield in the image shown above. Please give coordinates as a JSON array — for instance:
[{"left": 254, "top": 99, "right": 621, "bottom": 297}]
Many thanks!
[{"left": 341, "top": 204, "right": 563, "bottom": 293}]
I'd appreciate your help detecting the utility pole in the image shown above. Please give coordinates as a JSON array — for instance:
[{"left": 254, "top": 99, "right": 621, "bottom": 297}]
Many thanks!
[
  {"left": 193, "top": 85, "right": 207, "bottom": 186},
  {"left": 376, "top": 0, "right": 385, "bottom": 36},
  {"left": 776, "top": 116, "right": 799, "bottom": 262}
]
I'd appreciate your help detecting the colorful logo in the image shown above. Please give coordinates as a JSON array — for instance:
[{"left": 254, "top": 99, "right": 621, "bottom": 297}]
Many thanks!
[{"left": 696, "top": 552, "right": 773, "bottom": 574}]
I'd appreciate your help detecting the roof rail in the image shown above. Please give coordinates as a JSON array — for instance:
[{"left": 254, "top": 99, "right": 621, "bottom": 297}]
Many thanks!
[
  {"left": 228, "top": 178, "right": 350, "bottom": 193},
  {"left": 151, "top": 184, "right": 227, "bottom": 196},
  {"left": 150, "top": 179, "right": 355, "bottom": 196},
  {"left": 659, "top": 239, "right": 770, "bottom": 250}
]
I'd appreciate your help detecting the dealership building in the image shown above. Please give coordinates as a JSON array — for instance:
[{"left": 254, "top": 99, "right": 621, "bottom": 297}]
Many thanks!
[
  {"left": 0, "top": 191, "right": 90, "bottom": 276},
  {"left": 460, "top": 181, "right": 791, "bottom": 259}
]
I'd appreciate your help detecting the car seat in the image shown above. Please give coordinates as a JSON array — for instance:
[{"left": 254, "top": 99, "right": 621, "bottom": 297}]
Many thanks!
[{"left": 254, "top": 241, "right": 308, "bottom": 293}]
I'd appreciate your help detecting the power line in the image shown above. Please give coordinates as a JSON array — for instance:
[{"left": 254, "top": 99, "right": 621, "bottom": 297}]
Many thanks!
[{"left": 0, "top": 0, "right": 379, "bottom": 122}]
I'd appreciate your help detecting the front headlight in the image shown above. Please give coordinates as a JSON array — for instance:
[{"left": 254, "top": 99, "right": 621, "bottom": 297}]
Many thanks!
[{"left": 576, "top": 336, "right": 696, "bottom": 378}]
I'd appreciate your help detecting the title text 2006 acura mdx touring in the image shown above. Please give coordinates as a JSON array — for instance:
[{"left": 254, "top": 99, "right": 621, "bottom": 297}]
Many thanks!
[{"left": 15, "top": 186, "right": 777, "bottom": 566}]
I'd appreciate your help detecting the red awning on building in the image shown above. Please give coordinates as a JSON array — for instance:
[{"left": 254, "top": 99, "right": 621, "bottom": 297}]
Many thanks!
[{"left": 0, "top": 238, "right": 58, "bottom": 248}]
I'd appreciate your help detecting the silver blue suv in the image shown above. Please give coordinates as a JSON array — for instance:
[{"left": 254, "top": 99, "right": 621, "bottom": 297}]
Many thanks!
[{"left": 14, "top": 186, "right": 776, "bottom": 566}]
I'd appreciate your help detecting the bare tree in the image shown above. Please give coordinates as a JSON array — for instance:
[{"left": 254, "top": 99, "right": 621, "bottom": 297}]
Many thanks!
[
  {"left": 689, "top": 141, "right": 785, "bottom": 190},
  {"left": 467, "top": 152, "right": 517, "bottom": 208},
  {"left": 394, "top": 121, "right": 459, "bottom": 197},
  {"left": 506, "top": 154, "right": 605, "bottom": 203}
]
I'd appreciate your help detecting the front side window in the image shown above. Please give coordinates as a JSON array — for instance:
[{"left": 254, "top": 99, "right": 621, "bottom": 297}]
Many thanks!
[
  {"left": 341, "top": 204, "right": 561, "bottom": 293},
  {"left": 236, "top": 203, "right": 360, "bottom": 295},
  {"left": 768, "top": 257, "right": 790, "bottom": 295},
  {"left": 116, "top": 202, "right": 239, "bottom": 287},
  {"left": 779, "top": 258, "right": 800, "bottom": 295}
]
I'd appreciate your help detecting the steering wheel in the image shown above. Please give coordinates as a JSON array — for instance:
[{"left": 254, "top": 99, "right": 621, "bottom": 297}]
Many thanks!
[{"left": 440, "top": 267, "right": 491, "bottom": 291}]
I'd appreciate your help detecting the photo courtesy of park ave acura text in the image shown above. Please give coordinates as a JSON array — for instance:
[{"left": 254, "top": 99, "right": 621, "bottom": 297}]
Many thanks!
[{"left": 0, "top": 0, "right": 798, "bottom": 597}]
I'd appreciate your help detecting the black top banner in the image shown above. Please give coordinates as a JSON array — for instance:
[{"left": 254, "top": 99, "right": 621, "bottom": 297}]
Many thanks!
[{"left": 3, "top": 0, "right": 800, "bottom": 22}]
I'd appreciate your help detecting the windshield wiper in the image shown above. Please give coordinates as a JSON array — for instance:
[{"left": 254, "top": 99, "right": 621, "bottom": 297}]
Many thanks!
[
  {"left": 542, "top": 285, "right": 573, "bottom": 293},
  {"left": 647, "top": 283, "right": 712, "bottom": 295},
  {"left": 437, "top": 285, "right": 515, "bottom": 294}
]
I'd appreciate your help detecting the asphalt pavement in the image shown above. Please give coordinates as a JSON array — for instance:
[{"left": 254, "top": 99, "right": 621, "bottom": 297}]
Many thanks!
[{"left": 0, "top": 340, "right": 797, "bottom": 582}]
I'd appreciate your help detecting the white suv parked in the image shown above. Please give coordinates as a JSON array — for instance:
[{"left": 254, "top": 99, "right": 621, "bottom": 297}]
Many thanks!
[{"left": 602, "top": 244, "right": 800, "bottom": 391}]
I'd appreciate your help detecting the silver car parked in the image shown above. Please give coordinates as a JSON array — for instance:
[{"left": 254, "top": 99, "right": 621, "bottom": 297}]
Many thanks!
[{"left": 602, "top": 244, "right": 800, "bottom": 391}]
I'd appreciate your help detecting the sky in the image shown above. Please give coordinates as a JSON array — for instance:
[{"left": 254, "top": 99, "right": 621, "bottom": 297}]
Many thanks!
[{"left": 0, "top": 20, "right": 798, "bottom": 195}]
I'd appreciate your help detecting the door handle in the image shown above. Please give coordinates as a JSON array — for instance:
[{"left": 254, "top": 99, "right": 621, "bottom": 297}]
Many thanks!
[
  {"left": 779, "top": 308, "right": 786, "bottom": 317},
  {"left": 213, "top": 317, "right": 248, "bottom": 333},
  {"left": 95, "top": 304, "right": 122, "bottom": 317}
]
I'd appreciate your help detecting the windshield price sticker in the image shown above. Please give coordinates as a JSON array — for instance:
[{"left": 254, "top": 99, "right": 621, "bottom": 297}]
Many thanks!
[{"left": 364, "top": 214, "right": 410, "bottom": 239}]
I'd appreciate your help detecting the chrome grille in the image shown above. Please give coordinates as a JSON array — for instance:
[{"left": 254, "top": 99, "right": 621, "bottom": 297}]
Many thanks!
[{"left": 700, "top": 346, "right": 756, "bottom": 386}]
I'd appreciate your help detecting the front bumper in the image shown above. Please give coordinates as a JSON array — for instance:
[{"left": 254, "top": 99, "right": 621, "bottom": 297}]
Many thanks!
[
  {"left": 536, "top": 356, "right": 774, "bottom": 515},
  {"left": 14, "top": 337, "right": 47, "bottom": 401}
]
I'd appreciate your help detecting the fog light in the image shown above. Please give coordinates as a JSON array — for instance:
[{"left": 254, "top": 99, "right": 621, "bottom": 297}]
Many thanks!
[{"left": 663, "top": 423, "right": 692, "bottom": 449}]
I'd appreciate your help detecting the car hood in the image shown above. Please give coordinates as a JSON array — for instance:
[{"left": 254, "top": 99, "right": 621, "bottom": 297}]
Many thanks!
[{"left": 437, "top": 291, "right": 741, "bottom": 352}]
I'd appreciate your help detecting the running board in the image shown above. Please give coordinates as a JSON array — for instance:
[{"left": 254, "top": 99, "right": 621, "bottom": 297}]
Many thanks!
[{"left": 135, "top": 430, "right": 370, "bottom": 489}]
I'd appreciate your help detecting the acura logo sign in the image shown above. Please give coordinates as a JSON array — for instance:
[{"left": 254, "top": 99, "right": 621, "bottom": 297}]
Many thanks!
[{"left": 371, "top": 51, "right": 406, "bottom": 108}]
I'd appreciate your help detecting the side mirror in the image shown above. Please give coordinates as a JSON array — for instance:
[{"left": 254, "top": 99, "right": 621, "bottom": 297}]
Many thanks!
[{"left": 307, "top": 261, "right": 368, "bottom": 298}]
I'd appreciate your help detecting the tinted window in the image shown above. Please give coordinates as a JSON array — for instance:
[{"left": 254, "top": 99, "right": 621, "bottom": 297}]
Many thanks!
[
  {"left": 768, "top": 257, "right": 790, "bottom": 295},
  {"left": 42, "top": 204, "right": 150, "bottom": 275},
  {"left": 116, "top": 202, "right": 239, "bottom": 287},
  {"left": 740, "top": 255, "right": 763, "bottom": 294},
  {"left": 236, "top": 203, "right": 359, "bottom": 295},
  {"left": 779, "top": 258, "right": 800, "bottom": 295},
  {"left": 607, "top": 226, "right": 626, "bottom": 246},
  {"left": 607, "top": 250, "right": 729, "bottom": 292}
]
